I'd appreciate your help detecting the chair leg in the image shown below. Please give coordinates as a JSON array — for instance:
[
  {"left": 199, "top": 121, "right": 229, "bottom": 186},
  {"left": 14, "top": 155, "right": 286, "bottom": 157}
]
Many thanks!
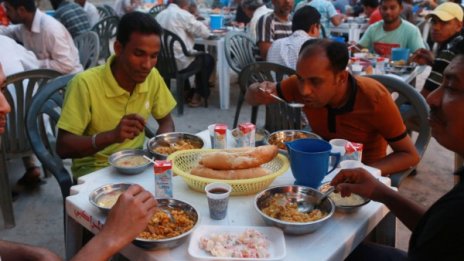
[
  {"left": 233, "top": 91, "right": 245, "bottom": 128},
  {"left": 176, "top": 77, "right": 185, "bottom": 116},
  {"left": 251, "top": 106, "right": 259, "bottom": 125},
  {"left": 0, "top": 149, "right": 15, "bottom": 228}
]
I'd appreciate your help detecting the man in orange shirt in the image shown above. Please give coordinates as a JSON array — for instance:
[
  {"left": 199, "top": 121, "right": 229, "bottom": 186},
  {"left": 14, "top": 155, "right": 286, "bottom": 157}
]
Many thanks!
[{"left": 245, "top": 39, "right": 419, "bottom": 175}]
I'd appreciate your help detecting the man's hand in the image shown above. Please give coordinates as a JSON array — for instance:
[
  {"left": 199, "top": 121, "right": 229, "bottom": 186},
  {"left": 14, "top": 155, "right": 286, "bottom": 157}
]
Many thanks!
[
  {"left": 245, "top": 81, "right": 278, "bottom": 106},
  {"left": 411, "top": 48, "right": 434, "bottom": 66},
  {"left": 113, "top": 114, "right": 145, "bottom": 143},
  {"left": 102, "top": 184, "right": 157, "bottom": 248},
  {"left": 330, "top": 168, "right": 387, "bottom": 202}
]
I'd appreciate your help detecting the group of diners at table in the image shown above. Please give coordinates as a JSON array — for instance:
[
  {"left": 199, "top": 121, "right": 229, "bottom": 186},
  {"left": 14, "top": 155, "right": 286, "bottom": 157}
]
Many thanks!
[{"left": 0, "top": 0, "right": 464, "bottom": 258}]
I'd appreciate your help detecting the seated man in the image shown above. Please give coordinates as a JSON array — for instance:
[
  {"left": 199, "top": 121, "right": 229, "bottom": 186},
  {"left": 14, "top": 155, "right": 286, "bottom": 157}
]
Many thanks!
[
  {"left": 241, "top": 0, "right": 272, "bottom": 42},
  {"left": 75, "top": 0, "right": 99, "bottom": 27},
  {"left": 362, "top": 0, "right": 382, "bottom": 25},
  {"left": 156, "top": 0, "right": 215, "bottom": 107},
  {"left": 114, "top": 0, "right": 141, "bottom": 17},
  {"left": 56, "top": 12, "right": 176, "bottom": 178},
  {"left": 0, "top": 0, "right": 82, "bottom": 74},
  {"left": 50, "top": 0, "right": 91, "bottom": 38},
  {"left": 255, "top": 0, "right": 294, "bottom": 59},
  {"left": 267, "top": 6, "right": 321, "bottom": 69},
  {"left": 333, "top": 40, "right": 464, "bottom": 260},
  {"left": 295, "top": 0, "right": 344, "bottom": 38},
  {"left": 357, "top": 0, "right": 424, "bottom": 57},
  {"left": 246, "top": 39, "right": 420, "bottom": 175},
  {"left": 411, "top": 2, "right": 463, "bottom": 98}
]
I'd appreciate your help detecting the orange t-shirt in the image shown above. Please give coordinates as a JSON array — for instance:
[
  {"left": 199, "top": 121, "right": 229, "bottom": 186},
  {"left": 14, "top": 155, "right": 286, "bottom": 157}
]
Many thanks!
[
  {"left": 279, "top": 74, "right": 407, "bottom": 164},
  {"left": 0, "top": 5, "right": 9, "bottom": 26},
  {"left": 369, "top": 8, "right": 382, "bottom": 25}
]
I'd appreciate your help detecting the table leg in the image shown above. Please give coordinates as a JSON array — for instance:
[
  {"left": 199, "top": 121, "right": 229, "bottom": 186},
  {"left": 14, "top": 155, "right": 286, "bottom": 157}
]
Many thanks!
[
  {"left": 371, "top": 211, "right": 396, "bottom": 247},
  {"left": 65, "top": 214, "right": 83, "bottom": 260},
  {"left": 216, "top": 38, "right": 230, "bottom": 110},
  {"left": 0, "top": 144, "right": 15, "bottom": 228}
]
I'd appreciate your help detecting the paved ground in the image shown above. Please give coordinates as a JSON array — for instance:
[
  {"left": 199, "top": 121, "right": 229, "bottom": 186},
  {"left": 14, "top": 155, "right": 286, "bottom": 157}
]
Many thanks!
[{"left": 0, "top": 4, "right": 456, "bottom": 259}]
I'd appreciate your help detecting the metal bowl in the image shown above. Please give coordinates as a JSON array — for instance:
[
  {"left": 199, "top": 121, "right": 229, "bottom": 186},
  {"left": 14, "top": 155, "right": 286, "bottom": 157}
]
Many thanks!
[
  {"left": 319, "top": 182, "right": 370, "bottom": 213},
  {"left": 108, "top": 149, "right": 152, "bottom": 175},
  {"left": 231, "top": 127, "right": 270, "bottom": 147},
  {"left": 266, "top": 130, "right": 322, "bottom": 155},
  {"left": 89, "top": 183, "right": 132, "bottom": 214},
  {"left": 133, "top": 198, "right": 199, "bottom": 249},
  {"left": 254, "top": 185, "right": 334, "bottom": 235},
  {"left": 147, "top": 132, "right": 204, "bottom": 160}
]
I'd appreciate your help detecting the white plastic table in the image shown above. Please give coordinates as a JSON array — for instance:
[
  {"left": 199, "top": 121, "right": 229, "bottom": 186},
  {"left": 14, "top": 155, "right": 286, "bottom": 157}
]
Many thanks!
[{"left": 65, "top": 130, "right": 394, "bottom": 261}]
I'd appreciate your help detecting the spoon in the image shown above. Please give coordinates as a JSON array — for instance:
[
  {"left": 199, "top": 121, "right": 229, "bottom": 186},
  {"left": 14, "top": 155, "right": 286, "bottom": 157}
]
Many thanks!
[
  {"left": 142, "top": 155, "right": 156, "bottom": 164},
  {"left": 155, "top": 207, "right": 176, "bottom": 223},
  {"left": 258, "top": 87, "right": 304, "bottom": 108},
  {"left": 298, "top": 186, "right": 335, "bottom": 213}
]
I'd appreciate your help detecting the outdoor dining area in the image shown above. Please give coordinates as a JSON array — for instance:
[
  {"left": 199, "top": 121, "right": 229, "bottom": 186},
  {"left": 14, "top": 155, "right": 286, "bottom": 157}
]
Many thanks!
[{"left": 1, "top": 0, "right": 464, "bottom": 259}]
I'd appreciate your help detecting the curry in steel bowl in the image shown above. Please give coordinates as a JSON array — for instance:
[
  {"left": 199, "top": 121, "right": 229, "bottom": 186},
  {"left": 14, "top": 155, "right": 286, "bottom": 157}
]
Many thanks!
[
  {"left": 266, "top": 130, "right": 322, "bottom": 151},
  {"left": 147, "top": 132, "right": 204, "bottom": 159}
]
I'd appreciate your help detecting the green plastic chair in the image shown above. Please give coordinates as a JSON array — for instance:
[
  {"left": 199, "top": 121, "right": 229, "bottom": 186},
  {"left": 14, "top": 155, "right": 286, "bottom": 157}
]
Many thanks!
[
  {"left": 73, "top": 31, "right": 100, "bottom": 69},
  {"left": 238, "top": 62, "right": 299, "bottom": 132},
  {"left": 91, "top": 16, "right": 119, "bottom": 60},
  {"left": 366, "top": 74, "right": 431, "bottom": 187},
  {"left": 148, "top": 4, "right": 165, "bottom": 17}
]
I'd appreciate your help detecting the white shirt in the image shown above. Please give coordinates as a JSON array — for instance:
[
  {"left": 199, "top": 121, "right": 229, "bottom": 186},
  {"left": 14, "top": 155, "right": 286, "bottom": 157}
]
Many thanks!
[
  {"left": 0, "top": 10, "right": 83, "bottom": 74},
  {"left": 267, "top": 30, "right": 314, "bottom": 69},
  {"left": 114, "top": 0, "right": 136, "bottom": 17},
  {"left": 83, "top": 2, "right": 100, "bottom": 27},
  {"left": 248, "top": 5, "right": 272, "bottom": 42},
  {"left": 0, "top": 35, "right": 39, "bottom": 76},
  {"left": 156, "top": 4, "right": 210, "bottom": 70}
]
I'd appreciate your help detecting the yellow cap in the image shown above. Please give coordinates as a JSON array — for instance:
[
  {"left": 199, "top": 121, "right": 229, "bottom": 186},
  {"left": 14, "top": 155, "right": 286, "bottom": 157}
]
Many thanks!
[{"left": 426, "top": 2, "right": 463, "bottom": 22}]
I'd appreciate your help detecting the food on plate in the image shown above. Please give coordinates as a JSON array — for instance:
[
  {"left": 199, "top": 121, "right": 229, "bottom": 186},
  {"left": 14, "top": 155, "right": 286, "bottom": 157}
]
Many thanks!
[
  {"left": 329, "top": 192, "right": 366, "bottom": 206},
  {"left": 268, "top": 132, "right": 311, "bottom": 150},
  {"left": 199, "top": 145, "right": 278, "bottom": 170},
  {"left": 153, "top": 139, "right": 201, "bottom": 155},
  {"left": 392, "top": 60, "right": 407, "bottom": 67},
  {"left": 138, "top": 208, "right": 195, "bottom": 240},
  {"left": 261, "top": 193, "right": 327, "bottom": 223},
  {"left": 114, "top": 155, "right": 149, "bottom": 168},
  {"left": 190, "top": 164, "right": 270, "bottom": 180},
  {"left": 96, "top": 190, "right": 123, "bottom": 208},
  {"left": 199, "top": 229, "right": 270, "bottom": 258},
  {"left": 361, "top": 48, "right": 369, "bottom": 53}
]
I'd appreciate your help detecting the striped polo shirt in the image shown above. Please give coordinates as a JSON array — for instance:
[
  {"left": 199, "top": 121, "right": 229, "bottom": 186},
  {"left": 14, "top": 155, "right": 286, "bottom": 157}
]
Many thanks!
[{"left": 256, "top": 12, "right": 292, "bottom": 44}]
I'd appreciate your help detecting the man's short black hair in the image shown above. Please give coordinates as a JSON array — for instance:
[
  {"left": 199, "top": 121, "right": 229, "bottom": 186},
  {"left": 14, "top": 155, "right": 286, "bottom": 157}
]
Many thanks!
[
  {"left": 362, "top": 0, "right": 379, "bottom": 8},
  {"left": 292, "top": 6, "right": 321, "bottom": 32},
  {"left": 379, "top": 0, "right": 402, "bottom": 6},
  {"left": 3, "top": 0, "right": 36, "bottom": 12},
  {"left": 116, "top": 12, "right": 163, "bottom": 46},
  {"left": 299, "top": 39, "right": 349, "bottom": 73}
]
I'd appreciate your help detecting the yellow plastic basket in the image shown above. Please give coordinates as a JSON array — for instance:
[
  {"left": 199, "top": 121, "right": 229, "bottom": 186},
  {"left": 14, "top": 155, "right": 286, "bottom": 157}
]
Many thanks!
[{"left": 167, "top": 149, "right": 289, "bottom": 196}]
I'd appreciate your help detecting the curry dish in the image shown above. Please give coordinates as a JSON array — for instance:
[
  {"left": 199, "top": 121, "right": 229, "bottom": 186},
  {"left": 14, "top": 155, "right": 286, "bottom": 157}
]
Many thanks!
[
  {"left": 114, "top": 155, "right": 149, "bottom": 168},
  {"left": 138, "top": 208, "right": 195, "bottom": 240},
  {"left": 261, "top": 193, "right": 326, "bottom": 223},
  {"left": 268, "top": 132, "right": 311, "bottom": 150},
  {"left": 153, "top": 139, "right": 201, "bottom": 155}
]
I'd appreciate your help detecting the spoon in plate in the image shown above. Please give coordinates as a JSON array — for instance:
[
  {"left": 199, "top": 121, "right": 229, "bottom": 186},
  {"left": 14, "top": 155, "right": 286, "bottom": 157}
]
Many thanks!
[
  {"left": 298, "top": 186, "right": 335, "bottom": 213},
  {"left": 258, "top": 87, "right": 304, "bottom": 108}
]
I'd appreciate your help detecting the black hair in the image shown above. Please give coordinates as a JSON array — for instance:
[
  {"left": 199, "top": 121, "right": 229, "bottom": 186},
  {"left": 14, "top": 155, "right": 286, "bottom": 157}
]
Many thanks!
[
  {"left": 292, "top": 6, "right": 321, "bottom": 32},
  {"left": 299, "top": 39, "right": 349, "bottom": 72},
  {"left": 116, "top": 12, "right": 163, "bottom": 46},
  {"left": 362, "top": 0, "right": 379, "bottom": 8},
  {"left": 379, "top": 0, "right": 402, "bottom": 6},
  {"left": 3, "top": 0, "right": 36, "bottom": 12}
]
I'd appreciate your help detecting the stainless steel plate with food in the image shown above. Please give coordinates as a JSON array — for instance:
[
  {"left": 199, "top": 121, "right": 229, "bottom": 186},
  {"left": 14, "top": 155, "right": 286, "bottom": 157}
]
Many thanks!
[
  {"left": 147, "top": 132, "right": 204, "bottom": 159},
  {"left": 108, "top": 149, "right": 152, "bottom": 175},
  {"left": 319, "top": 182, "right": 370, "bottom": 213},
  {"left": 89, "top": 183, "right": 132, "bottom": 214},
  {"left": 266, "top": 130, "right": 321, "bottom": 153}
]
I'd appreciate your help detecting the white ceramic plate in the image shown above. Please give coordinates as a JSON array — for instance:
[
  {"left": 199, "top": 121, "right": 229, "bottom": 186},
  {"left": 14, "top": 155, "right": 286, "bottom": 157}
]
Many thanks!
[{"left": 188, "top": 225, "right": 286, "bottom": 260}]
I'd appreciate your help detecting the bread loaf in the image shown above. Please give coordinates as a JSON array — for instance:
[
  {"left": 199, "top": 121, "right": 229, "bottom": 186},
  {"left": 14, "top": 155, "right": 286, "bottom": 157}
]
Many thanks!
[
  {"left": 190, "top": 164, "right": 270, "bottom": 180},
  {"left": 199, "top": 145, "right": 278, "bottom": 170}
]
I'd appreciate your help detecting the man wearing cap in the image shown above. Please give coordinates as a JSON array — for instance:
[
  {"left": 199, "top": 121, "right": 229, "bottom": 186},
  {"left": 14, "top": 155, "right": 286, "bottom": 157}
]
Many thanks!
[
  {"left": 411, "top": 2, "right": 463, "bottom": 98},
  {"left": 267, "top": 6, "right": 321, "bottom": 69}
]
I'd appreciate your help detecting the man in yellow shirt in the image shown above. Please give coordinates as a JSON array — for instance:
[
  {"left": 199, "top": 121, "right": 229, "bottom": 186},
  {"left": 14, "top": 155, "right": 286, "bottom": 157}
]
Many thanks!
[{"left": 57, "top": 12, "right": 176, "bottom": 178}]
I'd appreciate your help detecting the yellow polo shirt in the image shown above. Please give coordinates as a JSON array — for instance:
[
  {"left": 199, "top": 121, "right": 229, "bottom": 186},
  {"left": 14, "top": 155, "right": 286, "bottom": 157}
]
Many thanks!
[{"left": 58, "top": 56, "right": 176, "bottom": 177}]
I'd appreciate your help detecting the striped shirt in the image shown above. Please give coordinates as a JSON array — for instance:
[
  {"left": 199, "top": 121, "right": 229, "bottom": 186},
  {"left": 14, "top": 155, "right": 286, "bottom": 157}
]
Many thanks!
[
  {"left": 423, "top": 34, "right": 464, "bottom": 92},
  {"left": 54, "top": 1, "right": 90, "bottom": 38},
  {"left": 256, "top": 12, "right": 292, "bottom": 44}
]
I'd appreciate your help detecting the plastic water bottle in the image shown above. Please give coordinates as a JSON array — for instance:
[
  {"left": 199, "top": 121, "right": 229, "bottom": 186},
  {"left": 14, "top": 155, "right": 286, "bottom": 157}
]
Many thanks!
[{"left": 375, "top": 57, "right": 386, "bottom": 75}]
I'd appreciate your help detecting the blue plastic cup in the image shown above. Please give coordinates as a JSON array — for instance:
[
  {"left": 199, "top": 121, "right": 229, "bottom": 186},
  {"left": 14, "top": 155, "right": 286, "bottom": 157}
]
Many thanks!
[
  {"left": 331, "top": 36, "right": 345, "bottom": 43},
  {"left": 391, "top": 48, "right": 410, "bottom": 62},
  {"left": 286, "top": 139, "right": 341, "bottom": 188},
  {"left": 210, "top": 14, "right": 224, "bottom": 30}
]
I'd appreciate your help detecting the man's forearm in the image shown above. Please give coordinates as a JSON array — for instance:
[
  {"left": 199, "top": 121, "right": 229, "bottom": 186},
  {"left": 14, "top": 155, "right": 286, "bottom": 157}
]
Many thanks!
[
  {"left": 57, "top": 129, "right": 117, "bottom": 158},
  {"left": 381, "top": 186, "right": 425, "bottom": 231},
  {"left": 369, "top": 150, "right": 419, "bottom": 175}
]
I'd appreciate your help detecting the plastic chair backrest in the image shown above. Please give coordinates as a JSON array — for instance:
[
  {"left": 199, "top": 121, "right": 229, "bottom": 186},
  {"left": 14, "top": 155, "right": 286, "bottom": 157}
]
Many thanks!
[
  {"left": 25, "top": 74, "right": 75, "bottom": 199},
  {"left": 224, "top": 31, "right": 257, "bottom": 74},
  {"left": 366, "top": 74, "right": 431, "bottom": 187},
  {"left": 103, "top": 4, "right": 118, "bottom": 17},
  {"left": 96, "top": 5, "right": 110, "bottom": 18},
  {"left": 157, "top": 29, "right": 190, "bottom": 84},
  {"left": 73, "top": 31, "right": 100, "bottom": 69},
  {"left": 3, "top": 69, "right": 62, "bottom": 156},
  {"left": 91, "top": 16, "right": 119, "bottom": 60},
  {"left": 238, "top": 62, "right": 298, "bottom": 132},
  {"left": 148, "top": 4, "right": 165, "bottom": 17}
]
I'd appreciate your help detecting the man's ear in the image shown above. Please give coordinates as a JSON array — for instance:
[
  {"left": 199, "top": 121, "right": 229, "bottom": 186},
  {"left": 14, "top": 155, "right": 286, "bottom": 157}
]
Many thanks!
[
  {"left": 336, "top": 70, "right": 349, "bottom": 85},
  {"left": 309, "top": 24, "right": 321, "bottom": 37},
  {"left": 114, "top": 40, "right": 122, "bottom": 56}
]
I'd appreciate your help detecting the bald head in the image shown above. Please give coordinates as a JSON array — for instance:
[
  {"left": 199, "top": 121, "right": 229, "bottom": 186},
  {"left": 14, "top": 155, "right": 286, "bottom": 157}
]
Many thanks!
[{"left": 299, "top": 39, "right": 349, "bottom": 73}]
